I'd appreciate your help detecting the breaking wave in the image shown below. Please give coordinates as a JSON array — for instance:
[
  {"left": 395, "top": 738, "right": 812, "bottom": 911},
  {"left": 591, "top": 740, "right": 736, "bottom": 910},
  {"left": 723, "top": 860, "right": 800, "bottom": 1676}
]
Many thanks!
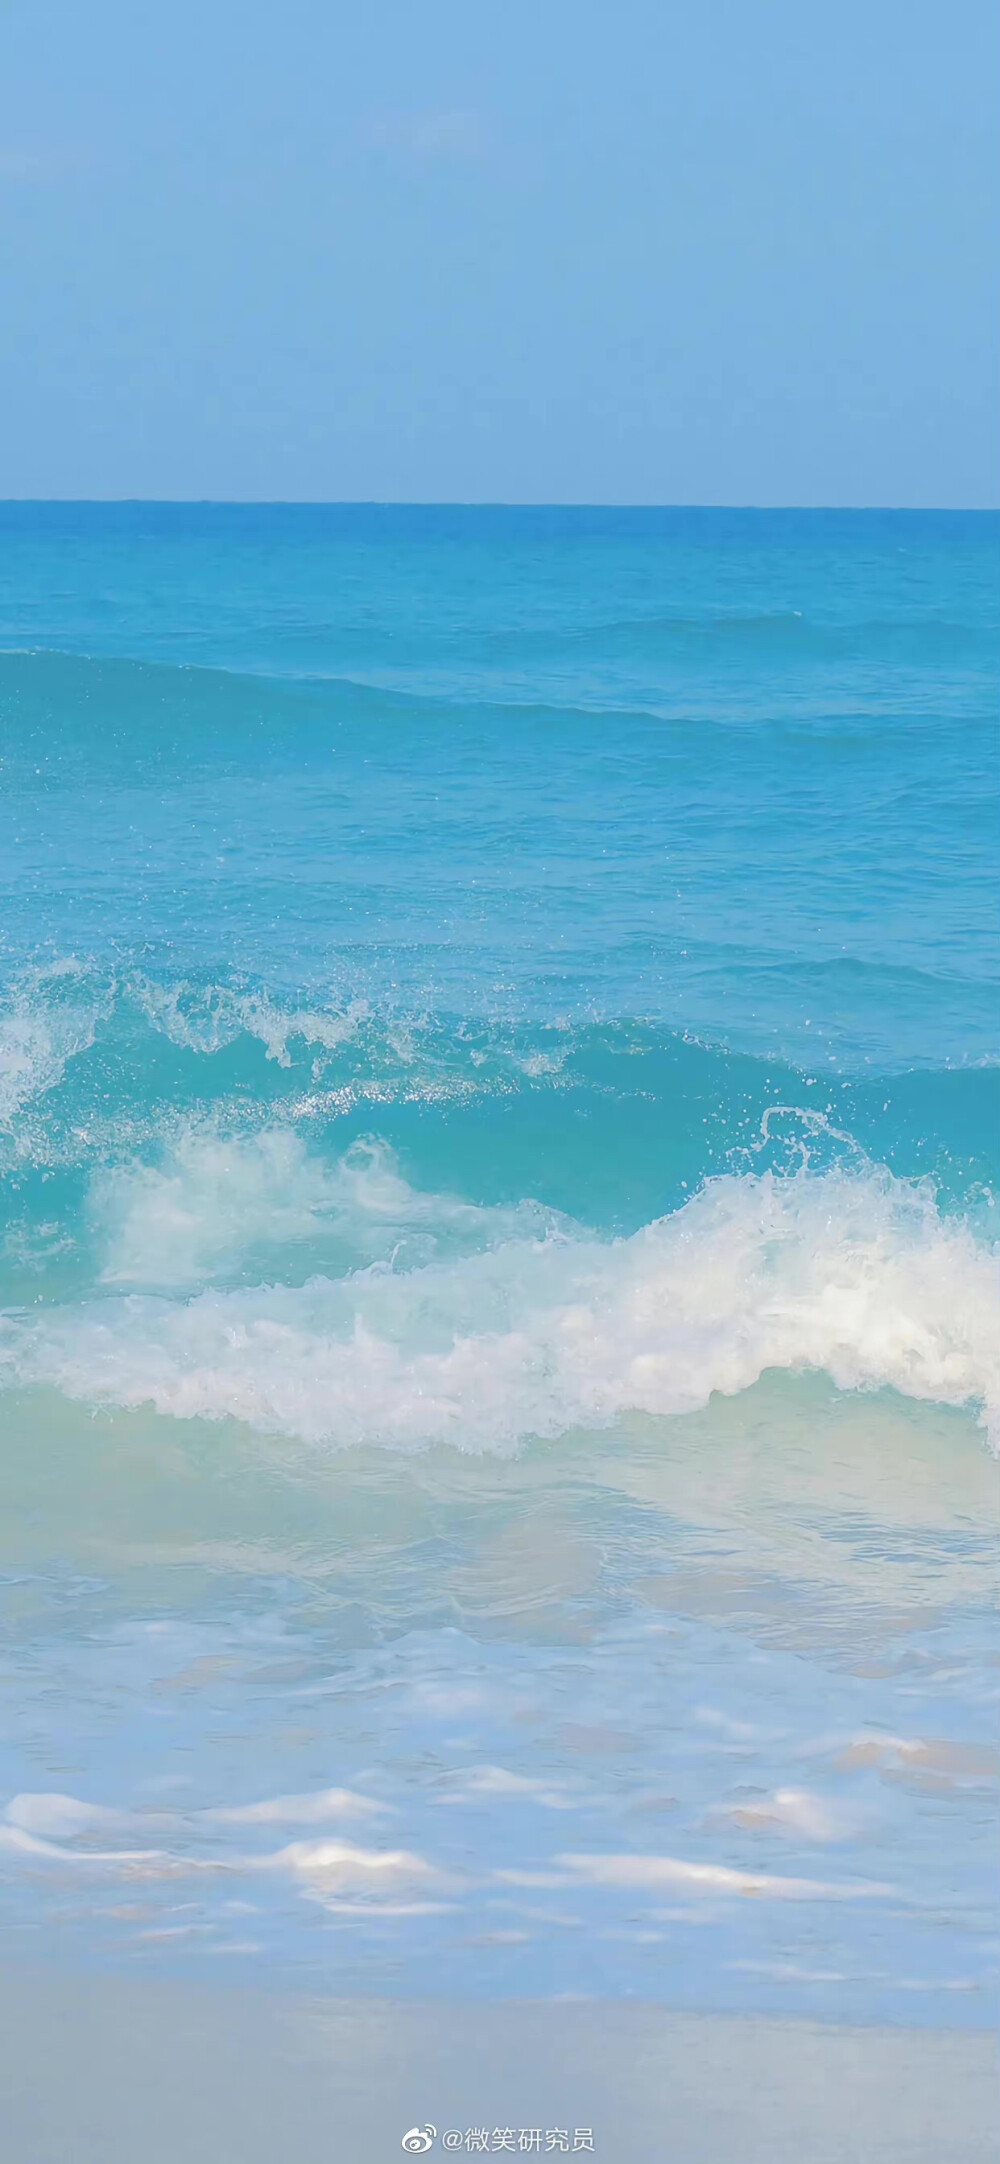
[{"left": 2, "top": 1151, "right": 996, "bottom": 1452}]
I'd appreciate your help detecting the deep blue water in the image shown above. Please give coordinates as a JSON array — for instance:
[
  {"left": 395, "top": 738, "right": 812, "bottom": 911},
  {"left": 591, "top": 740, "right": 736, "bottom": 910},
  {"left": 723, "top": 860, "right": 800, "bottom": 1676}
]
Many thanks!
[{"left": 0, "top": 506, "right": 997, "bottom": 2024}]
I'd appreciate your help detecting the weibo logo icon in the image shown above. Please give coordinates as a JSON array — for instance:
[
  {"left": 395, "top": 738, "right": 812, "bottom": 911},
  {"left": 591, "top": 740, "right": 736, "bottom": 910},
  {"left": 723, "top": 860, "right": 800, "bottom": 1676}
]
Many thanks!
[{"left": 401, "top": 2129, "right": 437, "bottom": 2154}]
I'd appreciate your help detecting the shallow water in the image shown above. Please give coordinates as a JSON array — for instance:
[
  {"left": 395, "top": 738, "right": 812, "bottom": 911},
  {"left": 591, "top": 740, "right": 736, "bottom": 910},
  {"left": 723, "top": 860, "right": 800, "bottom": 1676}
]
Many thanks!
[{"left": 0, "top": 506, "right": 997, "bottom": 2029}]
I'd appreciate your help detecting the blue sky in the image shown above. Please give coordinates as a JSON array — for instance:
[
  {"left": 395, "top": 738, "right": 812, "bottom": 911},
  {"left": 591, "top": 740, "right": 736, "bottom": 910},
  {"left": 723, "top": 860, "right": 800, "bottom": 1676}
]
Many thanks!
[{"left": 0, "top": 0, "right": 997, "bottom": 504}]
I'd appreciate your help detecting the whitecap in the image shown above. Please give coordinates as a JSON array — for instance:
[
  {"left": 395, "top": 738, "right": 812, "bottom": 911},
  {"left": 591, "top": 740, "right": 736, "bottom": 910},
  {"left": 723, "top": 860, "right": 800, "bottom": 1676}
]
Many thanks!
[{"left": 2, "top": 1163, "right": 995, "bottom": 1450}]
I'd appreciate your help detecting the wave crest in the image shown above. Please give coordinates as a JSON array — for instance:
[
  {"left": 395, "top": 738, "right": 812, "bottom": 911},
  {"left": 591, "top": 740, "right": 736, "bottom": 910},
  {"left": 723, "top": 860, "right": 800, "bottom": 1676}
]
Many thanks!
[{"left": 2, "top": 1164, "right": 996, "bottom": 1451}]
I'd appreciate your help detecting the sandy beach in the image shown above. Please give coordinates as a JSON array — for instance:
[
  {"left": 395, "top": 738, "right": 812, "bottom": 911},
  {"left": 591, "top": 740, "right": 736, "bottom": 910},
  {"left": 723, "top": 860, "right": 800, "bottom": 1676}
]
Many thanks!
[{"left": 0, "top": 1965, "right": 996, "bottom": 2164}]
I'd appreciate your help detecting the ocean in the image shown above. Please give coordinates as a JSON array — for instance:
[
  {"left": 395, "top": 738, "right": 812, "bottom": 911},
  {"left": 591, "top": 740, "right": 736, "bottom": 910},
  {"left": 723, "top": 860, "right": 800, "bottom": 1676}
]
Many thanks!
[{"left": 0, "top": 505, "right": 997, "bottom": 2042}]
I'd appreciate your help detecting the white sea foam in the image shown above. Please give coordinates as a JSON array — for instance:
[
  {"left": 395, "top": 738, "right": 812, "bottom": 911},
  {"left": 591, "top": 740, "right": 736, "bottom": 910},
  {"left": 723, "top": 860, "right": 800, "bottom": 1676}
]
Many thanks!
[
  {"left": 0, "top": 963, "right": 111, "bottom": 1129},
  {"left": 263, "top": 1838, "right": 447, "bottom": 1896},
  {"left": 1, "top": 1163, "right": 997, "bottom": 1449},
  {"left": 91, "top": 1131, "right": 565, "bottom": 1289},
  {"left": 4, "top": 1787, "right": 387, "bottom": 1837},
  {"left": 201, "top": 1788, "right": 389, "bottom": 1826},
  {"left": 0, "top": 1794, "right": 445, "bottom": 1904},
  {"left": 5, "top": 1794, "right": 131, "bottom": 1839},
  {"left": 132, "top": 978, "right": 369, "bottom": 1067},
  {"left": 0, "top": 968, "right": 377, "bottom": 1159},
  {"left": 435, "top": 1767, "right": 580, "bottom": 1809},
  {"left": 556, "top": 1853, "right": 893, "bottom": 1901},
  {"left": 835, "top": 1735, "right": 999, "bottom": 1788},
  {"left": 704, "top": 1787, "right": 850, "bottom": 1842}
]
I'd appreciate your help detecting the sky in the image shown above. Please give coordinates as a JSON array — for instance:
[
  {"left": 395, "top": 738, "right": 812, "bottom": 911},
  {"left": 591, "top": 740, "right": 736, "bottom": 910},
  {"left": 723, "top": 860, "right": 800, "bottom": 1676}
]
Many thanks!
[{"left": 0, "top": 0, "right": 997, "bottom": 506}]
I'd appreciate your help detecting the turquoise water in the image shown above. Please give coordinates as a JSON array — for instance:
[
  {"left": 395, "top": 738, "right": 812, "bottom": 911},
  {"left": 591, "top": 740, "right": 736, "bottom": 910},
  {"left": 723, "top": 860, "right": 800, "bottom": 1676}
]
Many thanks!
[{"left": 0, "top": 506, "right": 997, "bottom": 2024}]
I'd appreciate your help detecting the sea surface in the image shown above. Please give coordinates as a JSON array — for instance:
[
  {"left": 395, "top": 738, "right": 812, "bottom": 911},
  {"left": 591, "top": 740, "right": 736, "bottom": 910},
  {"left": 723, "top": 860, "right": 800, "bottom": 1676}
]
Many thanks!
[{"left": 0, "top": 505, "right": 997, "bottom": 2028}]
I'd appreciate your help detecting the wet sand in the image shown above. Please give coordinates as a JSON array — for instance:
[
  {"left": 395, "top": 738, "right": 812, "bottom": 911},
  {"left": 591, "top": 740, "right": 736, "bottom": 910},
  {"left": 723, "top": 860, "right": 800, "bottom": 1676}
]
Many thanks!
[{"left": 0, "top": 1966, "right": 995, "bottom": 2164}]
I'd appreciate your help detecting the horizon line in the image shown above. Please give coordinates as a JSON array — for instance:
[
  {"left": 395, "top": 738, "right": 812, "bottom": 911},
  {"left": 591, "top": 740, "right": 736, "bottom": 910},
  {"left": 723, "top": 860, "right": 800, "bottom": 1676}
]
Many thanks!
[{"left": 1, "top": 498, "right": 997, "bottom": 515}]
